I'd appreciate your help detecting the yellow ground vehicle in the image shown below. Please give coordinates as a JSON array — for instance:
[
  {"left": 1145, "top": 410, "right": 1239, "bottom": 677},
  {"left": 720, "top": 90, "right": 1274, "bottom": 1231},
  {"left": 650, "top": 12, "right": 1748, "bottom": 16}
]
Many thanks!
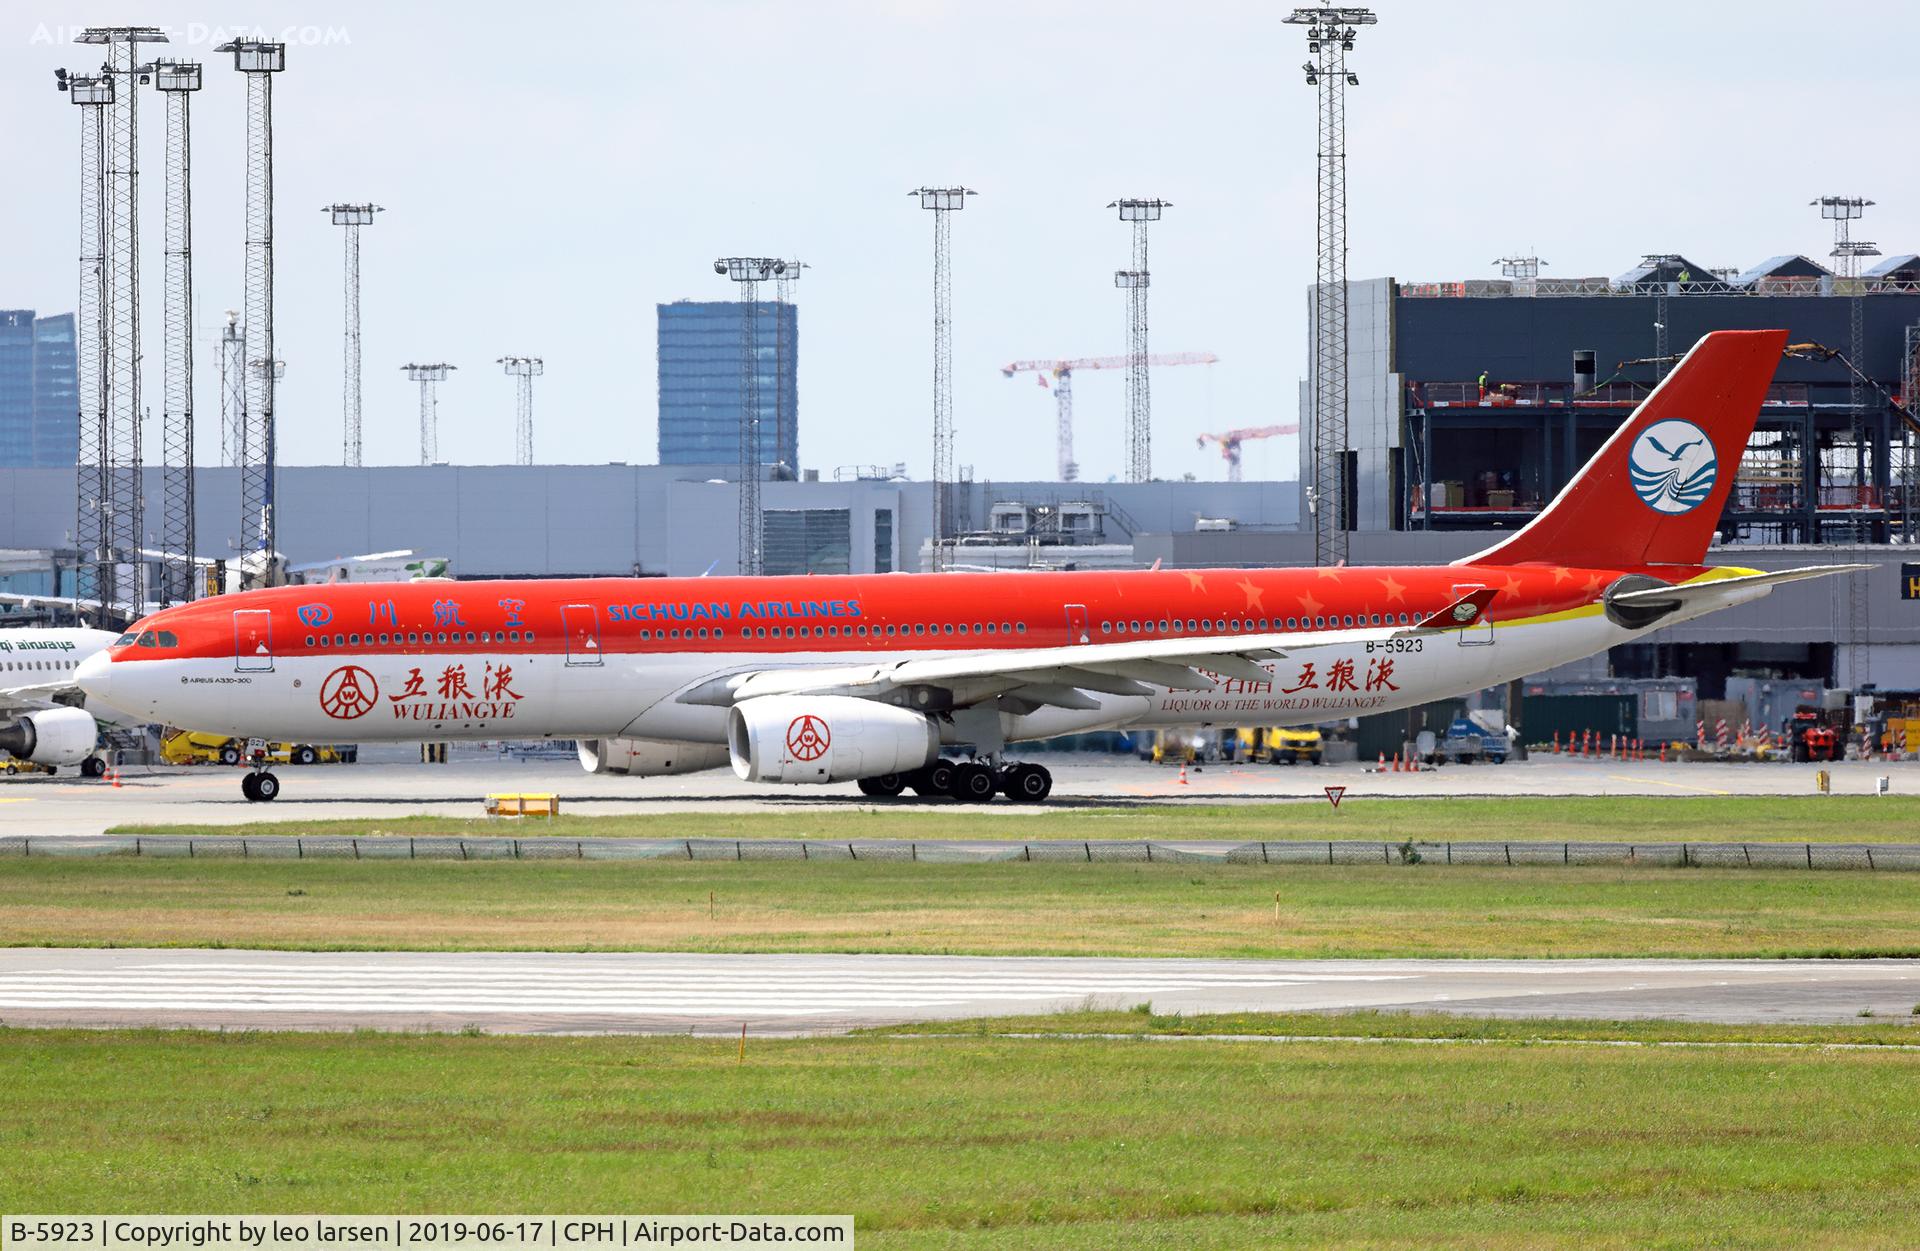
[
  {"left": 1, "top": 759, "right": 57, "bottom": 776},
  {"left": 160, "top": 729, "right": 355, "bottom": 767},
  {"left": 1260, "top": 726, "right": 1324, "bottom": 765}
]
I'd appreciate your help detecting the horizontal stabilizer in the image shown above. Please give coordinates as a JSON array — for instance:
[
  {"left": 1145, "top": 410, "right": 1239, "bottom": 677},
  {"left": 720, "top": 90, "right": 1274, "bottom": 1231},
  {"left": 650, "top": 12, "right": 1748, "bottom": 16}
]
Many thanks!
[{"left": 1610, "top": 565, "right": 1872, "bottom": 606}]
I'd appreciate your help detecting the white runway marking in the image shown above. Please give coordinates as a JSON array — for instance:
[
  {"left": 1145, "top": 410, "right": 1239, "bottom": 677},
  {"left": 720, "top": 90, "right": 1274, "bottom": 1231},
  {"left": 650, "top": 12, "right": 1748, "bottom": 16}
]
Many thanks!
[{"left": 0, "top": 951, "right": 1916, "bottom": 1032}]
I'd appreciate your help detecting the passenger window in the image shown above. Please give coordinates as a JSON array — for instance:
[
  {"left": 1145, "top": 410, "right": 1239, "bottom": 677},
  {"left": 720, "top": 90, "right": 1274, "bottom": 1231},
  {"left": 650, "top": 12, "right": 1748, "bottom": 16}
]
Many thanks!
[
  {"left": 305, "top": 635, "right": 315, "bottom": 647},
  {"left": 1016, "top": 623, "right": 1027, "bottom": 634}
]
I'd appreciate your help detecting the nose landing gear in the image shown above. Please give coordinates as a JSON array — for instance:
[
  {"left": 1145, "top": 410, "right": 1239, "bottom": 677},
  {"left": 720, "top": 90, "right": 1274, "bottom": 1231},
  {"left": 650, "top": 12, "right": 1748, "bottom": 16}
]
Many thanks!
[{"left": 241, "top": 770, "right": 280, "bottom": 802}]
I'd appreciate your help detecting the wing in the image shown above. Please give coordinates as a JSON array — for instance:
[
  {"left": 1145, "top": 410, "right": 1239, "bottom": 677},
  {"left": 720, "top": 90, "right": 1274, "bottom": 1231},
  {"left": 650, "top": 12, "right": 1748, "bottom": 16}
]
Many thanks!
[
  {"left": 678, "top": 589, "right": 1498, "bottom": 713},
  {"left": 0, "top": 680, "right": 87, "bottom": 718}
]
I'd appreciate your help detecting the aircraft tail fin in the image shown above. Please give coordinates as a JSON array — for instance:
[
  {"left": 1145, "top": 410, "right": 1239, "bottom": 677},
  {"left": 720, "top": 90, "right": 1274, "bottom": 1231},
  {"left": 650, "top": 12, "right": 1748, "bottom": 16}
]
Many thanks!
[{"left": 1462, "top": 329, "right": 1788, "bottom": 569}]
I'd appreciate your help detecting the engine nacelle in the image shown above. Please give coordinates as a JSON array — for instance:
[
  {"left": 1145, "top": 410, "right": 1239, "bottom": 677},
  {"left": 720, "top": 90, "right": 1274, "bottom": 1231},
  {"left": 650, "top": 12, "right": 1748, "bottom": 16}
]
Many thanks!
[
  {"left": 728, "top": 695, "right": 939, "bottom": 784},
  {"left": 576, "top": 737, "right": 730, "bottom": 777},
  {"left": 0, "top": 707, "right": 99, "bottom": 767}
]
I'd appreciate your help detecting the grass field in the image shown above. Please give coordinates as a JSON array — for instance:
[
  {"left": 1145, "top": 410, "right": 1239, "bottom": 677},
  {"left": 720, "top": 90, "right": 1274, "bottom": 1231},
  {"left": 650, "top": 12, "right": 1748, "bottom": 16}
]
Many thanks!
[
  {"left": 7, "top": 857, "right": 1920, "bottom": 957},
  {"left": 5, "top": 1025, "right": 1920, "bottom": 1248},
  {"left": 104, "top": 794, "right": 1920, "bottom": 844},
  {"left": 884, "top": 1007, "right": 1920, "bottom": 1046}
]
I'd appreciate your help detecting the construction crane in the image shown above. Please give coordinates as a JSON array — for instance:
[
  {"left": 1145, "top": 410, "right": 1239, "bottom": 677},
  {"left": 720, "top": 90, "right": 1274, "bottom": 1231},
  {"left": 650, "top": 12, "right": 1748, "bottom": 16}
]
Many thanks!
[
  {"left": 1197, "top": 423, "right": 1299, "bottom": 482},
  {"left": 1001, "top": 351, "right": 1218, "bottom": 481}
]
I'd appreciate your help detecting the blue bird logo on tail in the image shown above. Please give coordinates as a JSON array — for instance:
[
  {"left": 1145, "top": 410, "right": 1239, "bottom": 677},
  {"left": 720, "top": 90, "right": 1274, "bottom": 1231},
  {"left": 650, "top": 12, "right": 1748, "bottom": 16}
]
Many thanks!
[{"left": 1629, "top": 419, "right": 1718, "bottom": 514}]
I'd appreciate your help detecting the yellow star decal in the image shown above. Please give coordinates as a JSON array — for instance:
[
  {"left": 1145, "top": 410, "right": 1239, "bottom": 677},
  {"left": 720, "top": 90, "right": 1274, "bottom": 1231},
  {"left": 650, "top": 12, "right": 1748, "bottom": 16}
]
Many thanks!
[
  {"left": 1315, "top": 564, "right": 1345, "bottom": 579},
  {"left": 1378, "top": 575, "right": 1406, "bottom": 602},
  {"left": 1581, "top": 574, "right": 1605, "bottom": 596},
  {"left": 1499, "top": 573, "right": 1525, "bottom": 597},
  {"left": 1550, "top": 566, "right": 1574, "bottom": 585},
  {"left": 1297, "top": 592, "right": 1324, "bottom": 616},
  {"left": 1236, "top": 578, "right": 1265, "bottom": 611},
  {"left": 1181, "top": 572, "right": 1207, "bottom": 592}
]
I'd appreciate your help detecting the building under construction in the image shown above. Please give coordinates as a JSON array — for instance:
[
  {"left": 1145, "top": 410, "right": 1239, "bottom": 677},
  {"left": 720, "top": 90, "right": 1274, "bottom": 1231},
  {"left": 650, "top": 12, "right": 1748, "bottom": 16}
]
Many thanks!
[{"left": 1315, "top": 256, "right": 1920, "bottom": 543}]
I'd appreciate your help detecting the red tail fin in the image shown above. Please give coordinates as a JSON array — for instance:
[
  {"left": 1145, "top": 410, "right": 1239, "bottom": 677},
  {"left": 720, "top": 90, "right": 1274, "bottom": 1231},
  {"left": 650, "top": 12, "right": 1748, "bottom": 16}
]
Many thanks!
[{"left": 1464, "top": 329, "right": 1788, "bottom": 569}]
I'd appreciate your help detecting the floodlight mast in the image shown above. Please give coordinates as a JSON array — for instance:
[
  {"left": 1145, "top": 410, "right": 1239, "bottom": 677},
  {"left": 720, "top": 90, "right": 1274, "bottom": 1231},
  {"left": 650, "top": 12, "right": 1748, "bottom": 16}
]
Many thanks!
[
  {"left": 1285, "top": 6, "right": 1375, "bottom": 567},
  {"left": 77, "top": 26, "right": 165, "bottom": 620},
  {"left": 155, "top": 59, "right": 201, "bottom": 607},
  {"left": 217, "top": 38, "right": 285, "bottom": 586},
  {"left": 326, "top": 203, "right": 383, "bottom": 468},
  {"left": 59, "top": 67, "right": 116, "bottom": 618},
  {"left": 498, "top": 356, "right": 543, "bottom": 466},
  {"left": 715, "top": 257, "right": 785, "bottom": 575},
  {"left": 1813, "top": 196, "right": 1878, "bottom": 688},
  {"left": 1111, "top": 198, "right": 1169, "bottom": 483},
  {"left": 911, "top": 186, "right": 975, "bottom": 571},
  {"left": 772, "top": 260, "right": 806, "bottom": 481},
  {"left": 401, "top": 363, "right": 455, "bottom": 464}
]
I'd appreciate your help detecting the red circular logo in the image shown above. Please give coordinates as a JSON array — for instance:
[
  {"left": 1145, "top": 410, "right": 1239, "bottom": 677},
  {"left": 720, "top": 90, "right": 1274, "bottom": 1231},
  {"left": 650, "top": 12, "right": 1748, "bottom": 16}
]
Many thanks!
[
  {"left": 319, "top": 665, "right": 378, "bottom": 720},
  {"left": 786, "top": 714, "right": 831, "bottom": 761}
]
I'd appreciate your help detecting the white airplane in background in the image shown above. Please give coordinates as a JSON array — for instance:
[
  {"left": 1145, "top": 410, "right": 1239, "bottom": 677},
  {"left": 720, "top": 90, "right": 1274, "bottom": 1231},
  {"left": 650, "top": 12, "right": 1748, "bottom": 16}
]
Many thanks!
[
  {"left": 0, "top": 550, "right": 451, "bottom": 627},
  {"left": 0, "top": 627, "right": 130, "bottom": 777}
]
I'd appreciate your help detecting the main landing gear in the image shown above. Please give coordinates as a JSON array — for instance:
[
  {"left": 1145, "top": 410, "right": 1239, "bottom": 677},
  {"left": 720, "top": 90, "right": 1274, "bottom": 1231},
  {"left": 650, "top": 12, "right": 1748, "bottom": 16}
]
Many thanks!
[
  {"left": 241, "top": 770, "right": 280, "bottom": 802},
  {"left": 857, "top": 759, "right": 1053, "bottom": 804}
]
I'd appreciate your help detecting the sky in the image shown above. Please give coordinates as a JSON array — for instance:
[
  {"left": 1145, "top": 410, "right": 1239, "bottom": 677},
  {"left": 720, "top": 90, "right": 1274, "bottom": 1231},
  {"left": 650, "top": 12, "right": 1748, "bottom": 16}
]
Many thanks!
[{"left": 6, "top": 0, "right": 1920, "bottom": 485}]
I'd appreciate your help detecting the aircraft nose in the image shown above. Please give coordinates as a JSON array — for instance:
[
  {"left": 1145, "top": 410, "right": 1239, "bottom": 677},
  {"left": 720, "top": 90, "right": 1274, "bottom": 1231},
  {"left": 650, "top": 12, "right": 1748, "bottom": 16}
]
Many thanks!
[{"left": 75, "top": 650, "right": 112, "bottom": 703}]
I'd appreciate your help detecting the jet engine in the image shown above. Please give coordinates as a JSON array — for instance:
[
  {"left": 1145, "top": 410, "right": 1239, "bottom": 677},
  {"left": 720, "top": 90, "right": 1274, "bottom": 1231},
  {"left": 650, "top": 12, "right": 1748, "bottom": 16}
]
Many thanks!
[
  {"left": 0, "top": 707, "right": 99, "bottom": 767},
  {"left": 576, "top": 737, "right": 730, "bottom": 777},
  {"left": 728, "top": 695, "right": 939, "bottom": 784}
]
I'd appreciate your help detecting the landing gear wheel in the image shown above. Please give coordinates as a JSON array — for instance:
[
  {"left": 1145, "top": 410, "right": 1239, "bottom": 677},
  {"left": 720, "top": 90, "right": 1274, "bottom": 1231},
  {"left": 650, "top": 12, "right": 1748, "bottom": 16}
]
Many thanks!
[
  {"left": 291, "top": 745, "right": 318, "bottom": 766},
  {"left": 1002, "top": 763, "right": 1053, "bottom": 803},
  {"left": 242, "top": 771, "right": 280, "bottom": 802},
  {"left": 857, "top": 773, "right": 907, "bottom": 798},
  {"left": 912, "top": 759, "right": 959, "bottom": 798},
  {"left": 954, "top": 762, "right": 998, "bottom": 803},
  {"left": 80, "top": 756, "right": 107, "bottom": 778},
  {"left": 219, "top": 745, "right": 241, "bottom": 766}
]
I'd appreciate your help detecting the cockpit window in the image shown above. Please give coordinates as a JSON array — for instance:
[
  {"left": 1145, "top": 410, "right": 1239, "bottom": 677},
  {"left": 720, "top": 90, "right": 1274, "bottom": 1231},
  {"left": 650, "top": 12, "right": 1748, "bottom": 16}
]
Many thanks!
[
  {"left": 157, "top": 631, "right": 178, "bottom": 648},
  {"left": 114, "top": 632, "right": 136, "bottom": 647},
  {"left": 136, "top": 631, "right": 158, "bottom": 648}
]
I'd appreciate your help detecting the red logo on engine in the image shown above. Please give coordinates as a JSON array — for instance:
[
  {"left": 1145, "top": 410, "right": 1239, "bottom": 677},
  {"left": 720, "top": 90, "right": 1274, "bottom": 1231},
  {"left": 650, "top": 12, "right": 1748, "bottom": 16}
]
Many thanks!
[
  {"left": 319, "top": 665, "right": 379, "bottom": 720},
  {"left": 786, "top": 714, "right": 831, "bottom": 761}
]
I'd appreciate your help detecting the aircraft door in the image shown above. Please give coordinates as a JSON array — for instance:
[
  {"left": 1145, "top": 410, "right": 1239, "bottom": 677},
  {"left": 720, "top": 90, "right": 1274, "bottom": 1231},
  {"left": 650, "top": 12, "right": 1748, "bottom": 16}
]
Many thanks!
[
  {"left": 1063, "top": 603, "right": 1090, "bottom": 645},
  {"left": 233, "top": 609, "right": 274, "bottom": 672},
  {"left": 1450, "top": 583, "right": 1494, "bottom": 646},
  {"left": 562, "top": 604, "right": 604, "bottom": 666}
]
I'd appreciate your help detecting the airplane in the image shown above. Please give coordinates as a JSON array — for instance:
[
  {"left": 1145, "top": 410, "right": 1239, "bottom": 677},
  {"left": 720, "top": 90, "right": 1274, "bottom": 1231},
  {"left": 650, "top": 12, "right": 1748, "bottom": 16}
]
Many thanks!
[
  {"left": 0, "top": 626, "right": 133, "bottom": 777},
  {"left": 76, "top": 329, "right": 1864, "bottom": 804},
  {"left": 0, "top": 549, "right": 451, "bottom": 630}
]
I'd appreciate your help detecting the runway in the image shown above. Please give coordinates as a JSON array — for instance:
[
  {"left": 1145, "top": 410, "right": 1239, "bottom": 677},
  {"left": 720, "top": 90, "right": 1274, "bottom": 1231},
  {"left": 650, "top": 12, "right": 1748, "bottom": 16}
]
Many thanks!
[
  {"left": 2, "top": 949, "right": 1916, "bottom": 1034},
  {"left": 1, "top": 746, "right": 1911, "bottom": 837}
]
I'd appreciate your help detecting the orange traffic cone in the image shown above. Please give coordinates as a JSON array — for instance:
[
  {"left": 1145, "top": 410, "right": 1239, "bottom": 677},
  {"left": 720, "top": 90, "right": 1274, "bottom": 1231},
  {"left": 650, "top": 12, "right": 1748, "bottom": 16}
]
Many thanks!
[
  {"left": 109, "top": 766, "right": 121, "bottom": 789},
  {"left": 1377, "top": 752, "right": 1387, "bottom": 772},
  {"left": 1177, "top": 761, "right": 1189, "bottom": 785}
]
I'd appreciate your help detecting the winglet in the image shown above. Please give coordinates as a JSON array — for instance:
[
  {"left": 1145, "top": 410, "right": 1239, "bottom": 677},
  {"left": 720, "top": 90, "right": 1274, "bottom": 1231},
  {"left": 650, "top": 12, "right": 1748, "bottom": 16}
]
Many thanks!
[{"left": 1414, "top": 587, "right": 1497, "bottom": 631}]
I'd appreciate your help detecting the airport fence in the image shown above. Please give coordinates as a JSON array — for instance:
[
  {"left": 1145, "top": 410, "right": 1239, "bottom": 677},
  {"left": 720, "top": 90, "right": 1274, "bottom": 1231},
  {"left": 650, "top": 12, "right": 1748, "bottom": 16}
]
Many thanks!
[{"left": 2, "top": 835, "right": 1920, "bottom": 870}]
